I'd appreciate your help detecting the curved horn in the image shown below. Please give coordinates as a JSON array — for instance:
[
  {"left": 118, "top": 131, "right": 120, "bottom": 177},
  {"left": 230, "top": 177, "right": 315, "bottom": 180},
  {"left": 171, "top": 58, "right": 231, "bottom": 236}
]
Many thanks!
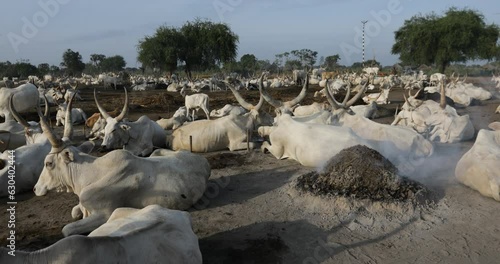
[
  {"left": 324, "top": 82, "right": 342, "bottom": 110},
  {"left": 9, "top": 94, "right": 30, "bottom": 128},
  {"left": 115, "top": 87, "right": 129, "bottom": 121},
  {"left": 345, "top": 82, "right": 368, "bottom": 107},
  {"left": 43, "top": 94, "right": 49, "bottom": 118},
  {"left": 259, "top": 75, "right": 283, "bottom": 108},
  {"left": 63, "top": 92, "right": 77, "bottom": 139},
  {"left": 94, "top": 89, "right": 112, "bottom": 120},
  {"left": 254, "top": 93, "right": 264, "bottom": 112},
  {"left": 341, "top": 82, "right": 351, "bottom": 106},
  {"left": 37, "top": 99, "right": 63, "bottom": 149},
  {"left": 286, "top": 74, "right": 308, "bottom": 106},
  {"left": 440, "top": 81, "right": 446, "bottom": 109},
  {"left": 227, "top": 82, "right": 253, "bottom": 110},
  {"left": 462, "top": 72, "right": 467, "bottom": 82},
  {"left": 403, "top": 93, "right": 413, "bottom": 108}
]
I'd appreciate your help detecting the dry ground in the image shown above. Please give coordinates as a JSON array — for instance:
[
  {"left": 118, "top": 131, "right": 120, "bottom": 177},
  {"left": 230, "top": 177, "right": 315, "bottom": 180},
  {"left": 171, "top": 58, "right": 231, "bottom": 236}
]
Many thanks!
[{"left": 1, "top": 77, "right": 499, "bottom": 263}]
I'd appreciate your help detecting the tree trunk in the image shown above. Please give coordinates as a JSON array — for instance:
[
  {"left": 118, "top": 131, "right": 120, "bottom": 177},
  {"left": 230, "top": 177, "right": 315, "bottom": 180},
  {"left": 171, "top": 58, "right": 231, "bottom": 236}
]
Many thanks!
[{"left": 439, "top": 61, "right": 447, "bottom": 74}]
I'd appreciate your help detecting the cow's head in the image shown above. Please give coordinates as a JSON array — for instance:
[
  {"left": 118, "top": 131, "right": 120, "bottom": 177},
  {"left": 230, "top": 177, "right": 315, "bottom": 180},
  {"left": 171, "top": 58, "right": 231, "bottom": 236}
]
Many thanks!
[
  {"left": 260, "top": 72, "right": 308, "bottom": 116},
  {"left": 34, "top": 93, "right": 95, "bottom": 196},
  {"left": 324, "top": 81, "right": 369, "bottom": 123},
  {"left": 9, "top": 94, "right": 47, "bottom": 144},
  {"left": 94, "top": 87, "right": 129, "bottom": 150},
  {"left": 227, "top": 73, "right": 273, "bottom": 128}
]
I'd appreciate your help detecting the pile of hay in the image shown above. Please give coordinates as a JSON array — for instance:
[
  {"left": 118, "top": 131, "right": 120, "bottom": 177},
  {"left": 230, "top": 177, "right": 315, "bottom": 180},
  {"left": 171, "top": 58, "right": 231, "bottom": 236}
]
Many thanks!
[{"left": 296, "top": 145, "right": 432, "bottom": 205}]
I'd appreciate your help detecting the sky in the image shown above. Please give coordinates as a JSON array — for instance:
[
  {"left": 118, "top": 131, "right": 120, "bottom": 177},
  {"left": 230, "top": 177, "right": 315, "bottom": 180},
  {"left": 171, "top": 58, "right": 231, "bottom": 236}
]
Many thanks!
[{"left": 0, "top": 0, "right": 499, "bottom": 68}]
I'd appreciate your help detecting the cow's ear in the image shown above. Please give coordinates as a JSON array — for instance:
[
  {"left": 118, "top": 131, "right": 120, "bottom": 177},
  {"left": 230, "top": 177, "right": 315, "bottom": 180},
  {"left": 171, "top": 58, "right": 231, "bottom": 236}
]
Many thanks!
[
  {"left": 120, "top": 124, "right": 131, "bottom": 131},
  {"left": 62, "top": 149, "right": 75, "bottom": 163},
  {"left": 77, "top": 141, "right": 95, "bottom": 154}
]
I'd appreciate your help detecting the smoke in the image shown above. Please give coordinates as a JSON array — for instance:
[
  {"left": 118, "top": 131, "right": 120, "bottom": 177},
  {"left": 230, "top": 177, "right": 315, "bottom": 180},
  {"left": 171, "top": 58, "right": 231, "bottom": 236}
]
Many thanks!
[{"left": 403, "top": 142, "right": 470, "bottom": 190}]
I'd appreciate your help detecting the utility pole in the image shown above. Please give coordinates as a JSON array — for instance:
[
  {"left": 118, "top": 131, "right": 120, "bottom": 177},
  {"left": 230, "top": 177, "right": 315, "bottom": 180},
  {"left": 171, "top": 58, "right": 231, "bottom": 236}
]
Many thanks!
[{"left": 361, "top": 20, "right": 368, "bottom": 67}]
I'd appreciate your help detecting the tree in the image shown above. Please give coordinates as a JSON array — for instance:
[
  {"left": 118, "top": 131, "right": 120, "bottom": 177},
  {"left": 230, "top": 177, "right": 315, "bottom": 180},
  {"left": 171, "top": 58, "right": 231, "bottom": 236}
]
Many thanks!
[
  {"left": 100, "top": 55, "right": 126, "bottom": 72},
  {"left": 37, "top": 63, "right": 50, "bottom": 76},
  {"left": 392, "top": 7, "right": 500, "bottom": 73},
  {"left": 90, "top": 54, "right": 106, "bottom": 67},
  {"left": 323, "top": 54, "right": 341, "bottom": 70},
  {"left": 239, "top": 54, "right": 258, "bottom": 76},
  {"left": 61, "top": 49, "right": 85, "bottom": 76},
  {"left": 137, "top": 19, "right": 239, "bottom": 78},
  {"left": 290, "top": 49, "right": 318, "bottom": 68}
]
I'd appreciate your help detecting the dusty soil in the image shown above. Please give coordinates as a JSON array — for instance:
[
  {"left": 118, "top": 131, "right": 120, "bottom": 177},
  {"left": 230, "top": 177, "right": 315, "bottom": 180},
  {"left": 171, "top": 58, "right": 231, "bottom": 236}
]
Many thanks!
[{"left": 1, "top": 77, "right": 499, "bottom": 263}]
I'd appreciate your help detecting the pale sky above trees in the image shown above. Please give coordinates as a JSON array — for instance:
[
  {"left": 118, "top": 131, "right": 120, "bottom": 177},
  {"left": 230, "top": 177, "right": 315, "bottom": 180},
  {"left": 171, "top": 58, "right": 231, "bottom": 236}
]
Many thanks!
[{"left": 1, "top": 0, "right": 498, "bottom": 67}]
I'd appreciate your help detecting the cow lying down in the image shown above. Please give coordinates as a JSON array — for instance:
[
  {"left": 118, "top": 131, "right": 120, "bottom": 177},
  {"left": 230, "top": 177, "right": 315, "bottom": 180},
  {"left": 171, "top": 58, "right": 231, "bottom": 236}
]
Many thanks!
[
  {"left": 0, "top": 205, "right": 202, "bottom": 264},
  {"left": 33, "top": 113, "right": 211, "bottom": 236},
  {"left": 455, "top": 122, "right": 500, "bottom": 201}
]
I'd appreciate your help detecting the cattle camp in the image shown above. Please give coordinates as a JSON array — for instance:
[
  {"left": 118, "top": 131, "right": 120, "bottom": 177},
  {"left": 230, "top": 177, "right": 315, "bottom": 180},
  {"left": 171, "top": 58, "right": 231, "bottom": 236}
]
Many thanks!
[{"left": 1, "top": 2, "right": 500, "bottom": 263}]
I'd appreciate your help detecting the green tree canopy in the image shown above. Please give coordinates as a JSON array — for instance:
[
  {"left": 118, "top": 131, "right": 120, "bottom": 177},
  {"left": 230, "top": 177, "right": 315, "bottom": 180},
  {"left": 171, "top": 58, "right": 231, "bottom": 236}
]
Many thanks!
[
  {"left": 61, "top": 49, "right": 85, "bottom": 76},
  {"left": 392, "top": 7, "right": 499, "bottom": 73},
  {"left": 90, "top": 54, "right": 106, "bottom": 67},
  {"left": 323, "top": 54, "right": 341, "bottom": 70},
  {"left": 137, "top": 19, "right": 239, "bottom": 78},
  {"left": 100, "top": 55, "right": 126, "bottom": 72}
]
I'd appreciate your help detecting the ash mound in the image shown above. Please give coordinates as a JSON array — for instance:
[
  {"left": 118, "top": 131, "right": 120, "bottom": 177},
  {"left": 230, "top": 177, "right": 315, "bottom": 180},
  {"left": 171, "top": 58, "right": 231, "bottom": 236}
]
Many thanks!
[{"left": 296, "top": 145, "right": 433, "bottom": 205}]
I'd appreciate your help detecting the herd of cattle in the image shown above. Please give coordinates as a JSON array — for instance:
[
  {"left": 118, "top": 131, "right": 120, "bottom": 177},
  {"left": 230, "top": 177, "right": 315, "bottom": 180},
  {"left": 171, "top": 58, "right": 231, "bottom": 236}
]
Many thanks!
[{"left": 0, "top": 68, "right": 499, "bottom": 262}]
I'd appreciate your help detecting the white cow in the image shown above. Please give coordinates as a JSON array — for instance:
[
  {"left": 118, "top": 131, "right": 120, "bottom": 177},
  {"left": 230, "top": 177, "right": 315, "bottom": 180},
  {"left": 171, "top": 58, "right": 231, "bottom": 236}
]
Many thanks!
[
  {"left": 0, "top": 83, "right": 39, "bottom": 121},
  {"left": 496, "top": 105, "right": 500, "bottom": 114},
  {"left": 95, "top": 88, "right": 167, "bottom": 156},
  {"left": 0, "top": 94, "right": 75, "bottom": 197},
  {"left": 209, "top": 104, "right": 247, "bottom": 118},
  {"left": 393, "top": 84, "right": 475, "bottom": 143},
  {"left": 157, "top": 106, "right": 191, "bottom": 130},
  {"left": 362, "top": 67, "right": 379, "bottom": 76},
  {"left": 168, "top": 77, "right": 273, "bottom": 152},
  {"left": 455, "top": 122, "right": 500, "bottom": 201},
  {"left": 180, "top": 87, "right": 210, "bottom": 121},
  {"left": 292, "top": 102, "right": 331, "bottom": 117},
  {"left": 33, "top": 113, "right": 211, "bottom": 236},
  {"left": 55, "top": 103, "right": 87, "bottom": 126},
  {"left": 98, "top": 73, "right": 119, "bottom": 89},
  {"left": 0, "top": 205, "right": 202, "bottom": 264}
]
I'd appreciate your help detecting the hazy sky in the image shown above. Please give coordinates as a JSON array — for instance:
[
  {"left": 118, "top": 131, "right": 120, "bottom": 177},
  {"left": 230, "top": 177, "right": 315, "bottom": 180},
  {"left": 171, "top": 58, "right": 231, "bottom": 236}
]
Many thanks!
[{"left": 0, "top": 0, "right": 498, "bottom": 68}]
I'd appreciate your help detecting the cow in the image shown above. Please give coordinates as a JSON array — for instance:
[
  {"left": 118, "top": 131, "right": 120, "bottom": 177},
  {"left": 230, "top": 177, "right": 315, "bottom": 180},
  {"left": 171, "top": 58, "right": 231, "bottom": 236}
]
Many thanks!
[
  {"left": 258, "top": 113, "right": 373, "bottom": 168},
  {"left": 85, "top": 108, "right": 120, "bottom": 129},
  {"left": 33, "top": 110, "right": 211, "bottom": 236},
  {"left": 209, "top": 104, "right": 247, "bottom": 118},
  {"left": 94, "top": 88, "right": 167, "bottom": 156},
  {"left": 180, "top": 87, "right": 210, "bottom": 121},
  {"left": 0, "top": 94, "right": 70, "bottom": 197},
  {"left": 293, "top": 70, "right": 307, "bottom": 86},
  {"left": 363, "top": 67, "right": 379, "bottom": 76},
  {"left": 393, "top": 83, "right": 475, "bottom": 143},
  {"left": 0, "top": 205, "right": 202, "bottom": 264},
  {"left": 455, "top": 122, "right": 500, "bottom": 201},
  {"left": 0, "top": 83, "right": 39, "bottom": 121},
  {"left": 55, "top": 103, "right": 87, "bottom": 126},
  {"left": 262, "top": 82, "right": 434, "bottom": 171},
  {"left": 292, "top": 102, "right": 331, "bottom": 117},
  {"left": 157, "top": 106, "right": 191, "bottom": 130},
  {"left": 167, "top": 75, "right": 273, "bottom": 152},
  {"left": 496, "top": 105, "right": 500, "bottom": 114},
  {"left": 98, "top": 73, "right": 119, "bottom": 89}
]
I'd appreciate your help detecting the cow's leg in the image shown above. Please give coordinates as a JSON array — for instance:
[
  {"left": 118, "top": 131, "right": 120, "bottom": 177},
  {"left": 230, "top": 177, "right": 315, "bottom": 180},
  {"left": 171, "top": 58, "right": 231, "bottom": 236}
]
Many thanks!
[
  {"left": 261, "top": 141, "right": 284, "bottom": 159},
  {"left": 62, "top": 213, "right": 107, "bottom": 237},
  {"left": 71, "top": 204, "right": 84, "bottom": 220}
]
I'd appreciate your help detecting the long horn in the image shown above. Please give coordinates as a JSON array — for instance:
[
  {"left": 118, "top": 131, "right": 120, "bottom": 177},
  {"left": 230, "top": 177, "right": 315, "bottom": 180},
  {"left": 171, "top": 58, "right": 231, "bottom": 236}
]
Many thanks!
[
  {"left": 440, "top": 81, "right": 446, "bottom": 109},
  {"left": 403, "top": 93, "right": 413, "bottom": 108},
  {"left": 286, "top": 74, "right": 308, "bottom": 106},
  {"left": 324, "top": 82, "right": 342, "bottom": 110},
  {"left": 115, "top": 87, "right": 129, "bottom": 121},
  {"left": 9, "top": 94, "right": 30, "bottom": 128},
  {"left": 37, "top": 99, "right": 63, "bottom": 149},
  {"left": 463, "top": 72, "right": 467, "bottom": 82},
  {"left": 259, "top": 74, "right": 283, "bottom": 108},
  {"left": 346, "top": 82, "right": 368, "bottom": 107},
  {"left": 94, "top": 89, "right": 112, "bottom": 120},
  {"left": 43, "top": 95, "right": 49, "bottom": 118},
  {"left": 254, "top": 93, "right": 264, "bottom": 112},
  {"left": 227, "top": 82, "right": 254, "bottom": 110},
  {"left": 63, "top": 92, "right": 76, "bottom": 139},
  {"left": 341, "top": 82, "right": 351, "bottom": 106}
]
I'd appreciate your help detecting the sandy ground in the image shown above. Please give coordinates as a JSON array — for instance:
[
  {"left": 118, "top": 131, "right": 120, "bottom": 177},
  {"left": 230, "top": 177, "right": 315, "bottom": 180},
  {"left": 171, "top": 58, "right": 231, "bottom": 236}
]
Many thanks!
[{"left": 1, "top": 77, "right": 499, "bottom": 263}]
